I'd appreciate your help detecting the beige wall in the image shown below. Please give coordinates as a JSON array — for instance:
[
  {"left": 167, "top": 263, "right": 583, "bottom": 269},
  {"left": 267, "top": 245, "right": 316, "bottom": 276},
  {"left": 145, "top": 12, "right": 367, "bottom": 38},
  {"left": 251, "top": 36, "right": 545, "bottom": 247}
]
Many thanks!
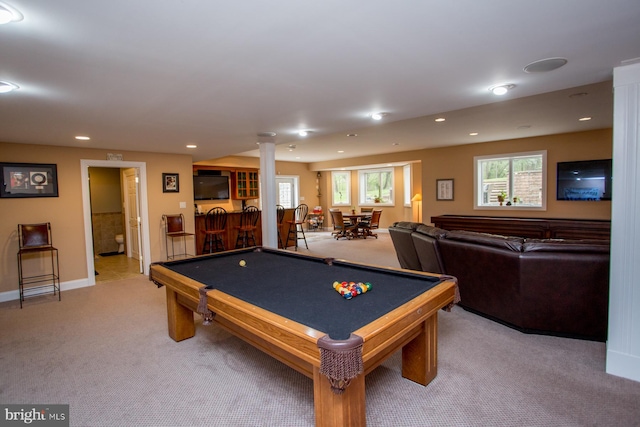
[
  {"left": 1, "top": 142, "right": 194, "bottom": 295},
  {"left": 1, "top": 127, "right": 612, "bottom": 296},
  {"left": 418, "top": 129, "right": 613, "bottom": 223}
]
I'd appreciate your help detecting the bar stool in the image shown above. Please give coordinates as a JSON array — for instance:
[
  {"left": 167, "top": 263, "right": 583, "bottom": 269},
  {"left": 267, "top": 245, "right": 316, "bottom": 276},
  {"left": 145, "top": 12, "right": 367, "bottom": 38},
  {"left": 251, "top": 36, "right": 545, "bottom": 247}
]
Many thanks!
[
  {"left": 163, "top": 214, "right": 195, "bottom": 260},
  {"left": 17, "top": 223, "right": 61, "bottom": 308},
  {"left": 276, "top": 205, "right": 286, "bottom": 249},
  {"left": 235, "top": 206, "right": 260, "bottom": 248},
  {"left": 286, "top": 204, "right": 309, "bottom": 250},
  {"left": 202, "top": 207, "right": 227, "bottom": 253}
]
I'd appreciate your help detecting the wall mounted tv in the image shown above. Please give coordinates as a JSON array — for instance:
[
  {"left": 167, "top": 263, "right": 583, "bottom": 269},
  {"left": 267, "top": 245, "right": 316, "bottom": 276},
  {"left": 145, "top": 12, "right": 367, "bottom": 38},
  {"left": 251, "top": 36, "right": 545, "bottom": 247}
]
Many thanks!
[
  {"left": 557, "top": 159, "right": 612, "bottom": 201},
  {"left": 193, "top": 175, "right": 230, "bottom": 200}
]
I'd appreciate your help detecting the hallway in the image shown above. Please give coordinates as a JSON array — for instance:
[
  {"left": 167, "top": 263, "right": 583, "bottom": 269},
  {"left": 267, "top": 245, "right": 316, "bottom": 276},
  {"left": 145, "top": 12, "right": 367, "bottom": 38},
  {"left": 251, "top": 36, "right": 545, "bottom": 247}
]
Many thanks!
[{"left": 94, "top": 254, "right": 141, "bottom": 283}]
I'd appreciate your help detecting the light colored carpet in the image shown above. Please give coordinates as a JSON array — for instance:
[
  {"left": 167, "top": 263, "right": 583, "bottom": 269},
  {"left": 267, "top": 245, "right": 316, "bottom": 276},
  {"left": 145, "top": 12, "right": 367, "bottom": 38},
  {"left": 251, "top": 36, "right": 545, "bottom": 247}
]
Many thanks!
[{"left": 2, "top": 231, "right": 639, "bottom": 426}]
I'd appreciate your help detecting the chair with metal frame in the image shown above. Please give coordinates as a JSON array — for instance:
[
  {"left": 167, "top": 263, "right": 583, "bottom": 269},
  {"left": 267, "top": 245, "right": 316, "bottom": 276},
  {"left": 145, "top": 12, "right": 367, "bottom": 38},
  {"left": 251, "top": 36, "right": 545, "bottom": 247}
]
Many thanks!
[
  {"left": 235, "top": 206, "right": 261, "bottom": 248},
  {"left": 202, "top": 207, "right": 227, "bottom": 253},
  {"left": 17, "top": 222, "right": 61, "bottom": 308},
  {"left": 285, "top": 204, "right": 309, "bottom": 250},
  {"left": 163, "top": 213, "right": 195, "bottom": 260}
]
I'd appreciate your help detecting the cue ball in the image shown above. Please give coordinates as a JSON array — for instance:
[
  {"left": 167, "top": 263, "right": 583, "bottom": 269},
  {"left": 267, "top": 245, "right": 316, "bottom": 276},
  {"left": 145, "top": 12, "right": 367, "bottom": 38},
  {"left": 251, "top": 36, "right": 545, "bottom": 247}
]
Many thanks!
[{"left": 239, "top": 260, "right": 246, "bottom": 267}]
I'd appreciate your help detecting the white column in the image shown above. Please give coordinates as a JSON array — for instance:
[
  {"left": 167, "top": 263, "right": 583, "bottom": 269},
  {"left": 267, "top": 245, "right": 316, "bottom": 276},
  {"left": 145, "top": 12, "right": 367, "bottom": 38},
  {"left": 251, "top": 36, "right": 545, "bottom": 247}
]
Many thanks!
[
  {"left": 259, "top": 141, "right": 278, "bottom": 248},
  {"left": 607, "top": 61, "right": 640, "bottom": 383}
]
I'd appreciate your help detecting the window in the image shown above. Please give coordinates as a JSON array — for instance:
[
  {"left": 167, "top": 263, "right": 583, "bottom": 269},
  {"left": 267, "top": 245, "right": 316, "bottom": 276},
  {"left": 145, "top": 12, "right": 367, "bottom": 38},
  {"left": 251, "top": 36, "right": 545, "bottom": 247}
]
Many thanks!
[
  {"left": 474, "top": 151, "right": 546, "bottom": 210},
  {"left": 403, "top": 164, "right": 411, "bottom": 206},
  {"left": 359, "top": 168, "right": 394, "bottom": 205},
  {"left": 331, "top": 171, "right": 350, "bottom": 206}
]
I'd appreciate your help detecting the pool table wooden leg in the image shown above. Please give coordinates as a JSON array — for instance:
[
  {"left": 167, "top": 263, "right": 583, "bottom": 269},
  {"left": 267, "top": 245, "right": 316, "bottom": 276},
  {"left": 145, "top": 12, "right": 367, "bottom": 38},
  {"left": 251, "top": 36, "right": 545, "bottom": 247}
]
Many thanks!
[
  {"left": 313, "top": 366, "right": 366, "bottom": 427},
  {"left": 402, "top": 313, "right": 438, "bottom": 386},
  {"left": 166, "top": 287, "right": 195, "bottom": 342}
]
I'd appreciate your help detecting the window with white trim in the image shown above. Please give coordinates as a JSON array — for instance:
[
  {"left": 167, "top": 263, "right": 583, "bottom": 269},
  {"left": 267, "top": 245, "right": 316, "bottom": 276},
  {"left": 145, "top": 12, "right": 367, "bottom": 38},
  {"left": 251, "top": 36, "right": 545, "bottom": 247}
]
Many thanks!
[
  {"left": 358, "top": 168, "right": 394, "bottom": 205},
  {"left": 474, "top": 150, "right": 546, "bottom": 210},
  {"left": 331, "top": 171, "right": 350, "bottom": 206},
  {"left": 403, "top": 164, "right": 411, "bottom": 206}
]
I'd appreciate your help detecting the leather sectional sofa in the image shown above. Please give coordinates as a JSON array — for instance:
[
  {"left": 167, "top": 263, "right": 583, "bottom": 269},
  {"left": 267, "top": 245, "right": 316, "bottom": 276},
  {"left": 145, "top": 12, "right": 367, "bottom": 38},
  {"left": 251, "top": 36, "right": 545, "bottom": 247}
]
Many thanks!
[{"left": 389, "top": 221, "right": 610, "bottom": 341}]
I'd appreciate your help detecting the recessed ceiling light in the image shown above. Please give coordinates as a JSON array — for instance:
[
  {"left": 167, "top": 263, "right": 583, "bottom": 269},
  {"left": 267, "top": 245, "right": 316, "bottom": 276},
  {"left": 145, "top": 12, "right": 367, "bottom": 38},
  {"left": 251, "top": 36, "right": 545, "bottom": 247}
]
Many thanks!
[
  {"left": 435, "top": 117, "right": 445, "bottom": 122},
  {"left": 579, "top": 117, "right": 592, "bottom": 121},
  {"left": 371, "top": 112, "right": 389, "bottom": 120},
  {"left": 337, "top": 150, "right": 345, "bottom": 153},
  {"left": 287, "top": 144, "right": 296, "bottom": 151},
  {"left": 75, "top": 136, "right": 90, "bottom": 140},
  {"left": 257, "top": 132, "right": 277, "bottom": 138},
  {"left": 523, "top": 57, "right": 568, "bottom": 73},
  {"left": 469, "top": 132, "right": 479, "bottom": 136},
  {"left": 392, "top": 142, "right": 400, "bottom": 146},
  {"left": 298, "top": 130, "right": 310, "bottom": 137},
  {"left": 489, "top": 84, "right": 515, "bottom": 95},
  {"left": 0, "top": 2, "right": 24, "bottom": 24},
  {"left": 186, "top": 144, "right": 197, "bottom": 148},
  {"left": 0, "top": 81, "right": 18, "bottom": 93},
  {"left": 347, "top": 133, "right": 358, "bottom": 137}
]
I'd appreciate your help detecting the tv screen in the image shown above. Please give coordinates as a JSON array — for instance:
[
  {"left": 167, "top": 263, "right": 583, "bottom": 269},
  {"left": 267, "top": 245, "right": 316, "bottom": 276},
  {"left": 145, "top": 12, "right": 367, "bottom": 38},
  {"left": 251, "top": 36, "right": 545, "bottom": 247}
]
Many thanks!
[
  {"left": 193, "top": 175, "right": 230, "bottom": 200},
  {"left": 557, "top": 159, "right": 612, "bottom": 201}
]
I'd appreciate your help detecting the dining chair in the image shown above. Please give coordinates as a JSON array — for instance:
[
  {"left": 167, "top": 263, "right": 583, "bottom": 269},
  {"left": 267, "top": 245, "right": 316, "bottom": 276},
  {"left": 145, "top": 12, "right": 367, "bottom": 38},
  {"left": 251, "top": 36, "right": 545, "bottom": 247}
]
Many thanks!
[
  {"left": 360, "top": 209, "right": 382, "bottom": 238},
  {"left": 202, "top": 207, "right": 227, "bottom": 253},
  {"left": 329, "top": 209, "right": 355, "bottom": 240}
]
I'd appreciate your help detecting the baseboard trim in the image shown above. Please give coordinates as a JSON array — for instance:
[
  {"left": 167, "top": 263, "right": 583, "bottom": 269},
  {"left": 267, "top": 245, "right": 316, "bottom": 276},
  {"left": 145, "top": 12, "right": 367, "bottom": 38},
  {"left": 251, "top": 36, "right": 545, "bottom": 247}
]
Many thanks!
[{"left": 0, "top": 278, "right": 94, "bottom": 303}]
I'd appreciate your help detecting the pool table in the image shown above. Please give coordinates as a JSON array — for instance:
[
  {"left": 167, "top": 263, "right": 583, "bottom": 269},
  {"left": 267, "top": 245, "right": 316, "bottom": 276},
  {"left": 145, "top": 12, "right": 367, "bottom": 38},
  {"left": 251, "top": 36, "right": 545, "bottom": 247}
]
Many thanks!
[{"left": 150, "top": 247, "right": 458, "bottom": 427}]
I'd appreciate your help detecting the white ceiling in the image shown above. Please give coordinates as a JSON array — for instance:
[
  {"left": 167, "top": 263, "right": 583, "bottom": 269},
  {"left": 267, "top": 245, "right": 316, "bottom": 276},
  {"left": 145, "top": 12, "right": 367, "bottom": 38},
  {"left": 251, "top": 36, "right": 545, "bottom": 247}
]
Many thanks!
[{"left": 1, "top": 1, "right": 639, "bottom": 164}]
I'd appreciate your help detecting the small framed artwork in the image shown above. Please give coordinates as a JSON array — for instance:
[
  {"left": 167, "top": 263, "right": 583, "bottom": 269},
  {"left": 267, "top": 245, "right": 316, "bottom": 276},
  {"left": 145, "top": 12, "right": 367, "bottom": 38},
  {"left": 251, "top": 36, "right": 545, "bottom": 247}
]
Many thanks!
[
  {"left": 162, "top": 173, "right": 179, "bottom": 193},
  {"left": 436, "top": 179, "right": 454, "bottom": 201},
  {"left": 0, "top": 162, "right": 59, "bottom": 198}
]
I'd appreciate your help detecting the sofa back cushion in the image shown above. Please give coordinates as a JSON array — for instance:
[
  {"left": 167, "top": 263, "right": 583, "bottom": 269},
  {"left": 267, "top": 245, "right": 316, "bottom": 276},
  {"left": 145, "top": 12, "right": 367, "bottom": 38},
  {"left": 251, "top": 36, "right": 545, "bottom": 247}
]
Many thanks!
[
  {"left": 444, "top": 230, "right": 524, "bottom": 252},
  {"left": 411, "top": 225, "right": 448, "bottom": 273},
  {"left": 388, "top": 222, "right": 423, "bottom": 271},
  {"left": 523, "top": 238, "right": 610, "bottom": 253}
]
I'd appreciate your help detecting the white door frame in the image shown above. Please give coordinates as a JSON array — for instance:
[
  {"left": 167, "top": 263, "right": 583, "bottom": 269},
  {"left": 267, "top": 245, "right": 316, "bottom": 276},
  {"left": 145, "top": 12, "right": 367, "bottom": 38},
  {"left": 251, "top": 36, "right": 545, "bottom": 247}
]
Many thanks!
[{"left": 81, "top": 159, "right": 151, "bottom": 285}]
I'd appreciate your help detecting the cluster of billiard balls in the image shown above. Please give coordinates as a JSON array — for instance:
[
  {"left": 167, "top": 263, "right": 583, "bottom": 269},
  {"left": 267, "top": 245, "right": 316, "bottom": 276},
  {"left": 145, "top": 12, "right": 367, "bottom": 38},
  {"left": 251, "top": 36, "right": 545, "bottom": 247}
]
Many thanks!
[{"left": 332, "top": 281, "right": 372, "bottom": 300}]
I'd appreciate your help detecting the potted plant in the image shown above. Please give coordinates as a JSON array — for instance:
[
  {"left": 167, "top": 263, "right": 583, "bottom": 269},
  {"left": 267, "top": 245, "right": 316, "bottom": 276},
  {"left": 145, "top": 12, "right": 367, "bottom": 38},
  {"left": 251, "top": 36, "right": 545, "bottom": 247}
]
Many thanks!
[
  {"left": 497, "top": 191, "right": 507, "bottom": 206},
  {"left": 374, "top": 196, "right": 383, "bottom": 203}
]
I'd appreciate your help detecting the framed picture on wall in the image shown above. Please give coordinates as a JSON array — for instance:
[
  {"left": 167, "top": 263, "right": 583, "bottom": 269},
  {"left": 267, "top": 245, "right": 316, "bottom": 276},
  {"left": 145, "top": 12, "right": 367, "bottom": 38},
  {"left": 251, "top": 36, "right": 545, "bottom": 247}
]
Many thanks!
[
  {"left": 0, "top": 162, "right": 59, "bottom": 198},
  {"left": 162, "top": 173, "right": 179, "bottom": 193},
  {"left": 436, "top": 179, "right": 454, "bottom": 201}
]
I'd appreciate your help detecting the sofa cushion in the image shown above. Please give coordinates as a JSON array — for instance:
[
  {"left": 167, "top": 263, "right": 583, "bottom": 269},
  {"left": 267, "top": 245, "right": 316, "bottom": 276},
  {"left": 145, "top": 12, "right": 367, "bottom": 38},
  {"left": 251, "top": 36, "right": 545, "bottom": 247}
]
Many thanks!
[
  {"left": 415, "top": 224, "right": 448, "bottom": 239},
  {"left": 523, "top": 238, "right": 610, "bottom": 253},
  {"left": 388, "top": 222, "right": 423, "bottom": 271},
  {"left": 444, "top": 230, "right": 524, "bottom": 252}
]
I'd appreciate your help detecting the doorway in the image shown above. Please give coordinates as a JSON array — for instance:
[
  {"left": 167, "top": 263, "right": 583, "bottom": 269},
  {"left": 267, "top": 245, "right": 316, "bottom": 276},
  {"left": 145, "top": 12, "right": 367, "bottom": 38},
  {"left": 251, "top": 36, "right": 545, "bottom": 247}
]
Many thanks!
[
  {"left": 81, "top": 160, "right": 151, "bottom": 286},
  {"left": 276, "top": 176, "right": 299, "bottom": 208}
]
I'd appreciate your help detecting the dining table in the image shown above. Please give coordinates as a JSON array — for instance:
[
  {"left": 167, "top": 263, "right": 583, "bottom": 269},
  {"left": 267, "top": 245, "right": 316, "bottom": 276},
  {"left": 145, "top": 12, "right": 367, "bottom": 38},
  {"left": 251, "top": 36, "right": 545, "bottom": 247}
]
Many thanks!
[{"left": 342, "top": 212, "right": 372, "bottom": 238}]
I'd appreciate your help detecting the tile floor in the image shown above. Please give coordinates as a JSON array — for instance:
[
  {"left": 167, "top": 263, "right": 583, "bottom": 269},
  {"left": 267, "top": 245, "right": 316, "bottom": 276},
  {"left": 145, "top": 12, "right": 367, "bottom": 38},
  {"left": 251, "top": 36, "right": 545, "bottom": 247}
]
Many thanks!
[{"left": 94, "top": 254, "right": 142, "bottom": 283}]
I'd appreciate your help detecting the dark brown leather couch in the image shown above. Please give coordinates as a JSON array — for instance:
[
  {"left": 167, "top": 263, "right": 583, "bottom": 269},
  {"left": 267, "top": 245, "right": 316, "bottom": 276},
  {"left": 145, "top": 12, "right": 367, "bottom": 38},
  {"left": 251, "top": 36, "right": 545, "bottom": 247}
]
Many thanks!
[{"left": 389, "top": 223, "right": 610, "bottom": 341}]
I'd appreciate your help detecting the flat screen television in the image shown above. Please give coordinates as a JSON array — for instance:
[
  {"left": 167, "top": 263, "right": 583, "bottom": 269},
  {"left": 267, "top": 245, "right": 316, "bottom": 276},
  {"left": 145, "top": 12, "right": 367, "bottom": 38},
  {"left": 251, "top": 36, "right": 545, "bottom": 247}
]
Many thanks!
[
  {"left": 556, "top": 159, "right": 612, "bottom": 201},
  {"left": 193, "top": 175, "right": 230, "bottom": 200}
]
